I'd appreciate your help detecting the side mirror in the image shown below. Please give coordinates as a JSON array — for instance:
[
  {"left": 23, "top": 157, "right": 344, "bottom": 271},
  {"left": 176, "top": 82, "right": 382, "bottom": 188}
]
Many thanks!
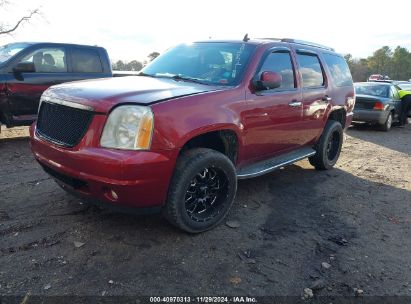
[
  {"left": 13, "top": 62, "right": 36, "bottom": 74},
  {"left": 253, "top": 71, "right": 282, "bottom": 90}
]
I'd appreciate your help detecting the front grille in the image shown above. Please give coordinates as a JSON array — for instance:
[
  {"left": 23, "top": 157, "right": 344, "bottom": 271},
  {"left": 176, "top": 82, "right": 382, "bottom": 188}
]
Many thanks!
[
  {"left": 36, "top": 101, "right": 94, "bottom": 147},
  {"left": 41, "top": 163, "right": 88, "bottom": 190}
]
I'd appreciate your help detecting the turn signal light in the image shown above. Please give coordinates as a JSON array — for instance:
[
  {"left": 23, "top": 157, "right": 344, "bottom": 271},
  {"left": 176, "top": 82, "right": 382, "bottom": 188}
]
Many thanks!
[{"left": 373, "top": 101, "right": 384, "bottom": 110}]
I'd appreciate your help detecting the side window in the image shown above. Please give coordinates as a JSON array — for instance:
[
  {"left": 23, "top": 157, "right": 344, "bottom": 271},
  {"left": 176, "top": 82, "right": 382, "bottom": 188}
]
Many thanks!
[
  {"left": 391, "top": 86, "right": 400, "bottom": 100},
  {"left": 296, "top": 53, "right": 324, "bottom": 88},
  {"left": 258, "top": 52, "right": 295, "bottom": 89},
  {"left": 72, "top": 48, "right": 103, "bottom": 73},
  {"left": 323, "top": 53, "right": 353, "bottom": 87},
  {"left": 19, "top": 48, "right": 67, "bottom": 73}
]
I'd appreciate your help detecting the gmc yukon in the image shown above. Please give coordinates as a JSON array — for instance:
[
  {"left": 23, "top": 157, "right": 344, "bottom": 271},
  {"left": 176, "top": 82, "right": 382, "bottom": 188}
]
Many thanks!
[{"left": 30, "top": 38, "right": 355, "bottom": 233}]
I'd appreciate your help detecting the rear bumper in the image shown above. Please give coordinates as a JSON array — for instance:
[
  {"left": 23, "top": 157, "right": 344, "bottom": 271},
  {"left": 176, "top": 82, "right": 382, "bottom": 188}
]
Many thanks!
[
  {"left": 352, "top": 109, "right": 389, "bottom": 124},
  {"left": 30, "top": 124, "right": 179, "bottom": 209}
]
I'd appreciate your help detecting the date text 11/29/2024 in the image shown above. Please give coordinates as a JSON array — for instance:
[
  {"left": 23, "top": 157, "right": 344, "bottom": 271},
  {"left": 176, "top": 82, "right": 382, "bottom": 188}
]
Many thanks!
[{"left": 149, "top": 296, "right": 257, "bottom": 303}]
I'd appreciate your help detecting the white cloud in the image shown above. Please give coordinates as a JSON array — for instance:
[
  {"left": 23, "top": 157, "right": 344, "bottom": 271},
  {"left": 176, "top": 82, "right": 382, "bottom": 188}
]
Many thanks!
[{"left": 1, "top": 0, "right": 410, "bottom": 61}]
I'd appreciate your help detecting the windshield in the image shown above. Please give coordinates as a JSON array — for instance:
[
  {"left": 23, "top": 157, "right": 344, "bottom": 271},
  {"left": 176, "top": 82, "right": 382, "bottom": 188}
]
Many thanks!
[
  {"left": 141, "top": 42, "right": 256, "bottom": 86},
  {"left": 0, "top": 43, "right": 31, "bottom": 64},
  {"left": 355, "top": 84, "right": 389, "bottom": 98}
]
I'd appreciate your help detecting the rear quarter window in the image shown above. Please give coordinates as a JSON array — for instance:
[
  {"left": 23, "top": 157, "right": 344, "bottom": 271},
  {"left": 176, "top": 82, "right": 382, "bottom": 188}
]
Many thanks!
[
  {"left": 323, "top": 53, "right": 353, "bottom": 87},
  {"left": 72, "top": 48, "right": 103, "bottom": 73}
]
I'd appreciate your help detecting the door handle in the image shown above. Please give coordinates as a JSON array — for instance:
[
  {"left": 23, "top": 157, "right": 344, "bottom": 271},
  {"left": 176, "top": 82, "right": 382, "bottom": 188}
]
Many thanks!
[
  {"left": 289, "top": 100, "right": 302, "bottom": 107},
  {"left": 322, "top": 96, "right": 332, "bottom": 103}
]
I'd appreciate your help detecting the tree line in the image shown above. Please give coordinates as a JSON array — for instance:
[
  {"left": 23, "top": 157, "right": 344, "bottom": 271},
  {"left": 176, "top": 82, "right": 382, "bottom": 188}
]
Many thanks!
[
  {"left": 112, "top": 52, "right": 160, "bottom": 71},
  {"left": 113, "top": 46, "right": 411, "bottom": 80},
  {"left": 345, "top": 46, "right": 411, "bottom": 82}
]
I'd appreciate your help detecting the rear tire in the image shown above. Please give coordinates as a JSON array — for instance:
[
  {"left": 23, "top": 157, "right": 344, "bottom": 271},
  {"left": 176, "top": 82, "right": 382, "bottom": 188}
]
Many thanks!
[
  {"left": 380, "top": 112, "right": 393, "bottom": 132},
  {"left": 309, "top": 120, "right": 343, "bottom": 170},
  {"left": 163, "top": 148, "right": 237, "bottom": 233}
]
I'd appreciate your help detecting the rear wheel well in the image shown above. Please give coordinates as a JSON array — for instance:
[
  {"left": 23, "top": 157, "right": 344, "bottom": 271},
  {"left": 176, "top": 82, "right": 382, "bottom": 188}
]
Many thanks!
[
  {"left": 180, "top": 130, "right": 238, "bottom": 165},
  {"left": 328, "top": 108, "right": 346, "bottom": 128}
]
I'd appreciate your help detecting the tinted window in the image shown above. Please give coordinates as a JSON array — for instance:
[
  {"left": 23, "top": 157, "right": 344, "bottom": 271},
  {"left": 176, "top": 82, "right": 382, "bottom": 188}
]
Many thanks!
[
  {"left": 72, "top": 48, "right": 103, "bottom": 73},
  {"left": 296, "top": 53, "right": 324, "bottom": 88},
  {"left": 19, "top": 48, "right": 67, "bottom": 73},
  {"left": 142, "top": 42, "right": 256, "bottom": 86},
  {"left": 323, "top": 54, "right": 353, "bottom": 87},
  {"left": 258, "top": 52, "right": 295, "bottom": 89}
]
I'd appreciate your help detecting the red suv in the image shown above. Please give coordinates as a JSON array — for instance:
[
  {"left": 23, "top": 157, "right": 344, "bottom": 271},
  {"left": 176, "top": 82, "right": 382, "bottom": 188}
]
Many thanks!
[{"left": 30, "top": 38, "right": 355, "bottom": 232}]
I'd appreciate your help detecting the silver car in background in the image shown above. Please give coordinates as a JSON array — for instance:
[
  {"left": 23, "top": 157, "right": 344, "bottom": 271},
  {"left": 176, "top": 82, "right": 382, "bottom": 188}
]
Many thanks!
[{"left": 353, "top": 82, "right": 402, "bottom": 131}]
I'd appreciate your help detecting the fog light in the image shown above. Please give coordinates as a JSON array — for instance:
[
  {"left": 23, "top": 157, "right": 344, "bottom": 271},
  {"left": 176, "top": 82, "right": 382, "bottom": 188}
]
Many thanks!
[{"left": 110, "top": 190, "right": 118, "bottom": 200}]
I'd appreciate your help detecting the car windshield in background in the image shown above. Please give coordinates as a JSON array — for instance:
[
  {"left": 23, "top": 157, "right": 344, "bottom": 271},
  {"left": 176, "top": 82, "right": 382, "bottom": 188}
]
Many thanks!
[
  {"left": 398, "top": 84, "right": 411, "bottom": 91},
  {"left": 0, "top": 43, "right": 31, "bottom": 64},
  {"left": 141, "top": 42, "right": 256, "bottom": 86},
  {"left": 355, "top": 84, "right": 390, "bottom": 98}
]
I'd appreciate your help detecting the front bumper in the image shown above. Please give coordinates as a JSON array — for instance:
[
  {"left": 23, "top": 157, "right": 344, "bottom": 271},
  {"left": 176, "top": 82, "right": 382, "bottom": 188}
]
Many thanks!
[
  {"left": 30, "top": 124, "right": 179, "bottom": 209},
  {"left": 352, "top": 109, "right": 389, "bottom": 124}
]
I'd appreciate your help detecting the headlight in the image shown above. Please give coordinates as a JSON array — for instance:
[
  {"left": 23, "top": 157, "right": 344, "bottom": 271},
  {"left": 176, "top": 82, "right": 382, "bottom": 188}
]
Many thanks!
[{"left": 100, "top": 105, "right": 154, "bottom": 150}]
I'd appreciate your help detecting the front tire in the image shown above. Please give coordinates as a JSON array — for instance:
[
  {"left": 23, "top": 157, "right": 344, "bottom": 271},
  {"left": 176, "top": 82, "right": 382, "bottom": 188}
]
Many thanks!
[
  {"left": 163, "top": 148, "right": 237, "bottom": 233},
  {"left": 309, "top": 120, "right": 343, "bottom": 170}
]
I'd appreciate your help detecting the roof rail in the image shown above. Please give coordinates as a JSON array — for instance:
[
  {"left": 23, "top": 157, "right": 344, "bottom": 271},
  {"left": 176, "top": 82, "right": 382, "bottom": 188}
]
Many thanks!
[
  {"left": 256, "top": 38, "right": 334, "bottom": 51},
  {"left": 281, "top": 38, "right": 335, "bottom": 51}
]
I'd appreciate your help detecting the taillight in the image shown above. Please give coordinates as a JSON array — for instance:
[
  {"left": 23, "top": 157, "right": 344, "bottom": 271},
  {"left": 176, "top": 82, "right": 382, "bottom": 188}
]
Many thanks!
[{"left": 373, "top": 101, "right": 385, "bottom": 110}]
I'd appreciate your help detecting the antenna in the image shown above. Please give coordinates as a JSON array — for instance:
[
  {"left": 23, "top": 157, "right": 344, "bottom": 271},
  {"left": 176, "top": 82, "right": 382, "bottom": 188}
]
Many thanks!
[{"left": 243, "top": 34, "right": 250, "bottom": 42}]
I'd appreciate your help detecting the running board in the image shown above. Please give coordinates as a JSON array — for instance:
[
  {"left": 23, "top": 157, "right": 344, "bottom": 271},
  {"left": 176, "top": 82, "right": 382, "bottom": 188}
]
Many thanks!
[{"left": 237, "top": 147, "right": 316, "bottom": 179}]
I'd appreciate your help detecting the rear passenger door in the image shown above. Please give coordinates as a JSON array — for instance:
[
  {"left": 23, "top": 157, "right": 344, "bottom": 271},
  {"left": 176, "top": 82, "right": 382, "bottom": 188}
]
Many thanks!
[
  {"left": 295, "top": 50, "right": 329, "bottom": 145},
  {"left": 66, "top": 47, "right": 111, "bottom": 82}
]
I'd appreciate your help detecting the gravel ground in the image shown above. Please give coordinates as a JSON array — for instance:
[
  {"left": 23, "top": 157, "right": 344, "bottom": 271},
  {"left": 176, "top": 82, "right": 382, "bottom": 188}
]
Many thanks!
[{"left": 0, "top": 124, "right": 410, "bottom": 301}]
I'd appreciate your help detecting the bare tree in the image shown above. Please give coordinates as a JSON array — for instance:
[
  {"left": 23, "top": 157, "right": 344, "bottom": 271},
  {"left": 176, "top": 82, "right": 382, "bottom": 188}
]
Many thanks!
[{"left": 0, "top": 1, "right": 40, "bottom": 36}]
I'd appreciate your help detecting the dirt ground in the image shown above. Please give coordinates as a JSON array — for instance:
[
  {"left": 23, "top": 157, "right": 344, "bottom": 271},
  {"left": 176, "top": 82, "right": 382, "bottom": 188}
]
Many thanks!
[{"left": 0, "top": 124, "right": 410, "bottom": 301}]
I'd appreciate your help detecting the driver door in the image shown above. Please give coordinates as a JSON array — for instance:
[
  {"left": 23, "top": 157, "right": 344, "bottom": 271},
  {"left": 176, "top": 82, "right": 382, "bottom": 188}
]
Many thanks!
[
  {"left": 6, "top": 47, "right": 68, "bottom": 124},
  {"left": 243, "top": 48, "right": 304, "bottom": 162}
]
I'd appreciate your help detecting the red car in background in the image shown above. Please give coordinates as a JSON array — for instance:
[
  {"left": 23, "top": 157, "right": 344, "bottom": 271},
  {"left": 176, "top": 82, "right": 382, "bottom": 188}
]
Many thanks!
[{"left": 368, "top": 74, "right": 389, "bottom": 82}]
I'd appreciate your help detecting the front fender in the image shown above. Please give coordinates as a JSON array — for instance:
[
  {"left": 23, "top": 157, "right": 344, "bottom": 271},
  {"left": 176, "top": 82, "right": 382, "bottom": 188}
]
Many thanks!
[{"left": 150, "top": 88, "right": 245, "bottom": 150}]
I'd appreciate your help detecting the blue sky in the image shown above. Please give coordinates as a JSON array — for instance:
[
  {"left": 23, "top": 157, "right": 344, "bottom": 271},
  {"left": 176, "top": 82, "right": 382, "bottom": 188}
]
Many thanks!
[{"left": 1, "top": 0, "right": 411, "bottom": 62}]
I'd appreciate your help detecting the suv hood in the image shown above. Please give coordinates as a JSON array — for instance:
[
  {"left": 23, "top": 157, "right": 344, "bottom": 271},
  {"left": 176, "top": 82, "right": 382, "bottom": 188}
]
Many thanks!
[{"left": 43, "top": 76, "right": 224, "bottom": 113}]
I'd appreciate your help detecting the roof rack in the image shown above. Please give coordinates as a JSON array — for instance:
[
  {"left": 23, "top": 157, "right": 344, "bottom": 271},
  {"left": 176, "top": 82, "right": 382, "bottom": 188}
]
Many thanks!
[{"left": 257, "top": 38, "right": 335, "bottom": 51}]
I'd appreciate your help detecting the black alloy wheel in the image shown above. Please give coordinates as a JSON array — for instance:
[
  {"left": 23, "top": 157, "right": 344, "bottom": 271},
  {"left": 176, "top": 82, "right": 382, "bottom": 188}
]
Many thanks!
[
  {"left": 164, "top": 148, "right": 237, "bottom": 233},
  {"left": 184, "top": 167, "right": 228, "bottom": 222}
]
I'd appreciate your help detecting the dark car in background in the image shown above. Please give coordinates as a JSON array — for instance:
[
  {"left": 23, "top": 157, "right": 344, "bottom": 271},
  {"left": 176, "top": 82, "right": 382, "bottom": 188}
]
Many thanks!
[
  {"left": 353, "top": 82, "right": 402, "bottom": 131},
  {"left": 0, "top": 42, "right": 134, "bottom": 129}
]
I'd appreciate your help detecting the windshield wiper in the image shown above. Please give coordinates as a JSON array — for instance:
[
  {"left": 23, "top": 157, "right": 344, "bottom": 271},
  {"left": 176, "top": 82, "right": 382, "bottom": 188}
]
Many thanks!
[
  {"left": 169, "top": 74, "right": 207, "bottom": 85},
  {"left": 153, "top": 73, "right": 207, "bottom": 85}
]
